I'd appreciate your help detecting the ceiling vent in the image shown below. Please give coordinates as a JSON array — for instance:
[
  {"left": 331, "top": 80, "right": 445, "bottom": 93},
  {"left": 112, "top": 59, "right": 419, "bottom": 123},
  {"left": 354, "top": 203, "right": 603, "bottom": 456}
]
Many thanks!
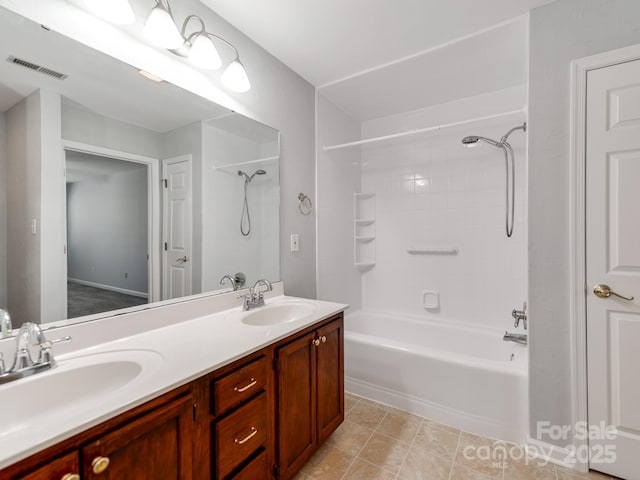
[{"left": 6, "top": 56, "right": 68, "bottom": 80}]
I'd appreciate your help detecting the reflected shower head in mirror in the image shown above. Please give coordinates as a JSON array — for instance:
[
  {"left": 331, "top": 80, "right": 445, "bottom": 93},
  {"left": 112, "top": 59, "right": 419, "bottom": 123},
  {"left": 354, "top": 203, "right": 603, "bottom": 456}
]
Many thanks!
[
  {"left": 237, "top": 169, "right": 267, "bottom": 183},
  {"left": 238, "top": 169, "right": 267, "bottom": 236},
  {"left": 460, "top": 123, "right": 526, "bottom": 238}
]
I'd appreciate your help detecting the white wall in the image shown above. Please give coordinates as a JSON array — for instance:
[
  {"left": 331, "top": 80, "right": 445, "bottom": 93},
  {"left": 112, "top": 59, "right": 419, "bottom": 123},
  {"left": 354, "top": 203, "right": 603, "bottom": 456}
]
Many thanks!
[
  {"left": 62, "top": 100, "right": 161, "bottom": 158},
  {"left": 66, "top": 163, "right": 148, "bottom": 295},
  {"left": 2, "top": 0, "right": 318, "bottom": 299},
  {"left": 316, "top": 94, "right": 362, "bottom": 309},
  {"left": 528, "top": 0, "right": 640, "bottom": 446},
  {"left": 359, "top": 87, "right": 527, "bottom": 327},
  {"left": 0, "top": 112, "right": 6, "bottom": 307}
]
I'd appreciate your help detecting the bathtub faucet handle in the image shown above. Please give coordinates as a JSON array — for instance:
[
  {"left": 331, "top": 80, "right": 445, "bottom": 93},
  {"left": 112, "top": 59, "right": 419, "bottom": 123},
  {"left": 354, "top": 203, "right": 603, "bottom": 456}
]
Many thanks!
[{"left": 512, "top": 302, "right": 527, "bottom": 330}]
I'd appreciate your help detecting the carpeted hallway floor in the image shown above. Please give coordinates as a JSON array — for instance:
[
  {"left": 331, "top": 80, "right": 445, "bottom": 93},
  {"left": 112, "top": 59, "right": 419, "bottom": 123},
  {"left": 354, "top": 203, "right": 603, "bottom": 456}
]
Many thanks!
[{"left": 67, "top": 281, "right": 148, "bottom": 318}]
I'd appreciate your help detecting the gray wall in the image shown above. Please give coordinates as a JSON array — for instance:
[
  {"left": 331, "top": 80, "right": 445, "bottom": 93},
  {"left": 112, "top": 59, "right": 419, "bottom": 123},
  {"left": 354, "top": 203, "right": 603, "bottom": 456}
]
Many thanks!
[
  {"left": 66, "top": 163, "right": 148, "bottom": 295},
  {"left": 528, "top": 0, "right": 640, "bottom": 445},
  {"left": 0, "top": 112, "right": 6, "bottom": 307}
]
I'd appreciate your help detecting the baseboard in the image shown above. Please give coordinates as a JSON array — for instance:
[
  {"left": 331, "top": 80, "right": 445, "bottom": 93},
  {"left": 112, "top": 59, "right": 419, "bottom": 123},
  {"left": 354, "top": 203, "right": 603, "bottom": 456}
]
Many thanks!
[
  {"left": 346, "top": 376, "right": 527, "bottom": 444},
  {"left": 526, "top": 437, "right": 584, "bottom": 471},
  {"left": 68, "top": 278, "right": 148, "bottom": 299}
]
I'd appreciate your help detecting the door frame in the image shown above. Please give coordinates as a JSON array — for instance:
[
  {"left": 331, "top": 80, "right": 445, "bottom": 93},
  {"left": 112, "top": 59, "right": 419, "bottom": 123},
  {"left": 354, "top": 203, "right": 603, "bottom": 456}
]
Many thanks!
[
  {"left": 569, "top": 42, "right": 640, "bottom": 472},
  {"left": 161, "top": 154, "right": 193, "bottom": 300},
  {"left": 62, "top": 140, "right": 161, "bottom": 304}
]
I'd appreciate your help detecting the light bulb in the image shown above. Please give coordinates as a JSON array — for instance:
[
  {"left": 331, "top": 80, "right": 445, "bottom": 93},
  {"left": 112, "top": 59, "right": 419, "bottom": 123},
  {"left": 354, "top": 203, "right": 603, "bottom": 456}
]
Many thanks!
[
  {"left": 221, "top": 59, "right": 250, "bottom": 93},
  {"left": 143, "top": 5, "right": 184, "bottom": 49},
  {"left": 188, "top": 34, "right": 222, "bottom": 70},
  {"left": 83, "top": 0, "right": 135, "bottom": 25}
]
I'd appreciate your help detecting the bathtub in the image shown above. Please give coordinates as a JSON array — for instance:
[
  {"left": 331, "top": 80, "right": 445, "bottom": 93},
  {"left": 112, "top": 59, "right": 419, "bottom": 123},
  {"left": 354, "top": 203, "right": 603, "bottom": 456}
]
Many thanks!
[{"left": 344, "top": 310, "right": 528, "bottom": 443}]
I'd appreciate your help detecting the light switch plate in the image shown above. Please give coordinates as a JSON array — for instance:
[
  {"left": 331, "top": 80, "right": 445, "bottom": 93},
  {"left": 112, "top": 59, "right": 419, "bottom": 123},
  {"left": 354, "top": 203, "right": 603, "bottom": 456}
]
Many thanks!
[{"left": 290, "top": 234, "right": 299, "bottom": 252}]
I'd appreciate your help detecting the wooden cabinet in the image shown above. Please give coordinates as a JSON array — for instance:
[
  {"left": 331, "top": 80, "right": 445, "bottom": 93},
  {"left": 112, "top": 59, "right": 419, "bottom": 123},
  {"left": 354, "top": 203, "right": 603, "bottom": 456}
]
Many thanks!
[
  {"left": 81, "top": 395, "right": 194, "bottom": 479},
  {"left": 2, "top": 311, "right": 344, "bottom": 480},
  {"left": 276, "top": 316, "right": 344, "bottom": 480},
  {"left": 18, "top": 451, "right": 79, "bottom": 480}
]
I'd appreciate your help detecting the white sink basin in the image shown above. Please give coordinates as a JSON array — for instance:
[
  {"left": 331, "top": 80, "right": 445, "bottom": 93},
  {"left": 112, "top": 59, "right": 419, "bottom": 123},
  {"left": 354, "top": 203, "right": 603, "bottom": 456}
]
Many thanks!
[
  {"left": 0, "top": 349, "right": 162, "bottom": 437},
  {"left": 240, "top": 302, "right": 315, "bottom": 326}
]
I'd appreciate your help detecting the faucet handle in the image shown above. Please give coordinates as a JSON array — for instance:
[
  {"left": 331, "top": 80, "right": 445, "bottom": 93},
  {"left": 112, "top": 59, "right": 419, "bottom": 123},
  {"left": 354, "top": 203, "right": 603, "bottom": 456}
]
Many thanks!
[
  {"left": 0, "top": 352, "right": 5, "bottom": 375},
  {"left": 37, "top": 335, "right": 72, "bottom": 365},
  {"left": 0, "top": 308, "right": 11, "bottom": 338}
]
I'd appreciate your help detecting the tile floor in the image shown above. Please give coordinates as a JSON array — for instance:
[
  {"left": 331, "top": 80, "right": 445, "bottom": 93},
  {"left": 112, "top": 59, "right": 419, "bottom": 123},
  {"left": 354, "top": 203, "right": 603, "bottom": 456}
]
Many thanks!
[{"left": 296, "top": 393, "right": 617, "bottom": 480}]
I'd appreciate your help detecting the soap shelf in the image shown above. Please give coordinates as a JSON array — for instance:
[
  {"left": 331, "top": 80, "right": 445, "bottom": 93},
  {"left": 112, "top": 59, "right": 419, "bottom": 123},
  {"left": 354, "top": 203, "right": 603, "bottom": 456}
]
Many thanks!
[{"left": 354, "top": 193, "right": 376, "bottom": 269}]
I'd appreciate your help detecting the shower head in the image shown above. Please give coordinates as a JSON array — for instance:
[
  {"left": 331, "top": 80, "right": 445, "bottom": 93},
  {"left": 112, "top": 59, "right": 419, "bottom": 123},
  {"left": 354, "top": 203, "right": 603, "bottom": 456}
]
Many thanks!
[
  {"left": 461, "top": 135, "right": 500, "bottom": 148},
  {"left": 238, "top": 169, "right": 267, "bottom": 182}
]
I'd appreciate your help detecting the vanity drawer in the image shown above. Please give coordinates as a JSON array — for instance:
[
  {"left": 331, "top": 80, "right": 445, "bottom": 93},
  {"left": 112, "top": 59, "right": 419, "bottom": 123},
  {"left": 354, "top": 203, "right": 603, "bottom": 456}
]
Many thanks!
[
  {"left": 231, "top": 449, "right": 269, "bottom": 480},
  {"left": 214, "top": 392, "right": 267, "bottom": 479},
  {"left": 212, "top": 355, "right": 267, "bottom": 415}
]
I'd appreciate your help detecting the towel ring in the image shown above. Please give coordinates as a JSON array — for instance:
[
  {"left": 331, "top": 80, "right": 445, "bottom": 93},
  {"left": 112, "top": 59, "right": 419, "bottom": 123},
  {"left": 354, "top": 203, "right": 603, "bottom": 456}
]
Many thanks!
[{"left": 298, "top": 192, "right": 312, "bottom": 216}]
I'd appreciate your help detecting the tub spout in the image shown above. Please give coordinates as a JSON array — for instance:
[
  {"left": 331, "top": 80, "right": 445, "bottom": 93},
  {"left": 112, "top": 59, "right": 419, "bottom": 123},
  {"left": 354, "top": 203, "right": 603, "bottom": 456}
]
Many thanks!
[{"left": 503, "top": 331, "right": 527, "bottom": 345}]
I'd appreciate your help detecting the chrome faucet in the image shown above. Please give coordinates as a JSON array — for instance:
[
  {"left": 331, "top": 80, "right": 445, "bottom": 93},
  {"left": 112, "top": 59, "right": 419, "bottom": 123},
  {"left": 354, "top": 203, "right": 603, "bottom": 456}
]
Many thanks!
[
  {"left": 503, "top": 331, "right": 527, "bottom": 345},
  {"left": 0, "top": 308, "right": 11, "bottom": 338},
  {"left": 220, "top": 274, "right": 237, "bottom": 291},
  {"left": 512, "top": 302, "right": 527, "bottom": 329},
  {"left": 0, "top": 322, "right": 71, "bottom": 385},
  {"left": 239, "top": 279, "right": 273, "bottom": 311}
]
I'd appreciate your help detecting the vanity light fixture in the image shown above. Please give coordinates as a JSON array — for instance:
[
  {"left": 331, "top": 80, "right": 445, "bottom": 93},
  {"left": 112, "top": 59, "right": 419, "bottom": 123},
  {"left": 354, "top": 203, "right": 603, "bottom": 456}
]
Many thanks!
[
  {"left": 142, "top": 0, "right": 251, "bottom": 92},
  {"left": 83, "top": 0, "right": 135, "bottom": 25}
]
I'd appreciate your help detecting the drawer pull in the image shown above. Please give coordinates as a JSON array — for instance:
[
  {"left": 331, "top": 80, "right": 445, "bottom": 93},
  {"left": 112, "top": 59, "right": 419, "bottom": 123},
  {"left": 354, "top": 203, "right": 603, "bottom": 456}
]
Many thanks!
[
  {"left": 235, "top": 427, "right": 258, "bottom": 445},
  {"left": 91, "top": 456, "right": 110, "bottom": 474},
  {"left": 61, "top": 474, "right": 80, "bottom": 480},
  {"left": 234, "top": 378, "right": 257, "bottom": 393}
]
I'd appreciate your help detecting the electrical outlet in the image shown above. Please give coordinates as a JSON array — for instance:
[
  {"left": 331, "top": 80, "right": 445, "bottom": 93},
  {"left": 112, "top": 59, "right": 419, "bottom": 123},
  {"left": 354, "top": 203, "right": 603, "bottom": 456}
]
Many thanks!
[{"left": 290, "top": 234, "right": 299, "bottom": 252}]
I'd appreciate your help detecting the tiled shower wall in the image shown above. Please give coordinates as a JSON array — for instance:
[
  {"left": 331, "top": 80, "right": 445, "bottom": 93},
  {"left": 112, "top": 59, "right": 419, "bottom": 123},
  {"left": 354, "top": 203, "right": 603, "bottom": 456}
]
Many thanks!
[
  {"left": 361, "top": 86, "right": 527, "bottom": 330},
  {"left": 318, "top": 86, "right": 527, "bottom": 331}
]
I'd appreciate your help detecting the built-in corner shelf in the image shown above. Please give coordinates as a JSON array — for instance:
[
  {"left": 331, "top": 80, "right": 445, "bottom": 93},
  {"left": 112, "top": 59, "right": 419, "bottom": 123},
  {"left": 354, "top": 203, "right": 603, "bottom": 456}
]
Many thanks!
[{"left": 354, "top": 192, "right": 376, "bottom": 270}]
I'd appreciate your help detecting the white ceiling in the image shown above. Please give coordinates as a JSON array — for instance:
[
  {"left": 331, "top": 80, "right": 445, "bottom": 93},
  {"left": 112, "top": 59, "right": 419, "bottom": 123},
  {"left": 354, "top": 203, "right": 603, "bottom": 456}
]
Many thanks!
[{"left": 199, "top": 0, "right": 555, "bottom": 88}]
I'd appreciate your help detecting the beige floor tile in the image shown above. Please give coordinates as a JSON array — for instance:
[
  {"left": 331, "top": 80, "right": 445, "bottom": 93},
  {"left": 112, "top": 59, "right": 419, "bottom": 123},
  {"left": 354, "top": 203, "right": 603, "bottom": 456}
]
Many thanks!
[
  {"left": 504, "top": 455, "right": 557, "bottom": 480},
  {"left": 398, "top": 447, "right": 453, "bottom": 480},
  {"left": 327, "top": 420, "right": 374, "bottom": 456},
  {"left": 342, "top": 458, "right": 396, "bottom": 480},
  {"left": 346, "top": 398, "right": 388, "bottom": 429},
  {"left": 556, "top": 467, "right": 613, "bottom": 479},
  {"left": 376, "top": 408, "right": 423, "bottom": 444},
  {"left": 454, "top": 432, "right": 506, "bottom": 478},
  {"left": 358, "top": 432, "right": 411, "bottom": 474},
  {"left": 412, "top": 421, "right": 461, "bottom": 459},
  {"left": 301, "top": 443, "right": 354, "bottom": 480},
  {"left": 450, "top": 463, "right": 499, "bottom": 480},
  {"left": 291, "top": 472, "right": 312, "bottom": 480},
  {"left": 423, "top": 418, "right": 462, "bottom": 434},
  {"left": 345, "top": 392, "right": 360, "bottom": 414}
]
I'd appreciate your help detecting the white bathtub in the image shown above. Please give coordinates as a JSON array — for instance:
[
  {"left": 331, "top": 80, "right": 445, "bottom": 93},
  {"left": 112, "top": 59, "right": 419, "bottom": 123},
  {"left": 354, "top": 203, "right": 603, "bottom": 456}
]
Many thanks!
[{"left": 345, "top": 310, "right": 528, "bottom": 443}]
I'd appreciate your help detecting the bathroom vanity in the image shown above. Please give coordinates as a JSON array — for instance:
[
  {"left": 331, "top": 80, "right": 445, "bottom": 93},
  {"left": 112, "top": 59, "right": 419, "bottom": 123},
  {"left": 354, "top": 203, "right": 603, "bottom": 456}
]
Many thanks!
[{"left": 0, "top": 288, "right": 346, "bottom": 480}]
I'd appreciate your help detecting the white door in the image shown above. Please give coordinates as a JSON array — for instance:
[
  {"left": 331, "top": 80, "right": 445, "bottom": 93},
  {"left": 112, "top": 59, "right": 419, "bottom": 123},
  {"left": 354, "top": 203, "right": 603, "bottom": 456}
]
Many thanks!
[
  {"left": 162, "top": 156, "right": 192, "bottom": 300},
  {"left": 586, "top": 58, "right": 640, "bottom": 479}
]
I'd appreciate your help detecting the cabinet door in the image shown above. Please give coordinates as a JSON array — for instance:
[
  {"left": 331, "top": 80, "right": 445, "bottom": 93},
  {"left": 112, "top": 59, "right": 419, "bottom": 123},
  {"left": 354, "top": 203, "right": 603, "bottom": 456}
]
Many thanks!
[
  {"left": 277, "top": 332, "right": 317, "bottom": 480},
  {"left": 82, "top": 395, "right": 194, "bottom": 479},
  {"left": 19, "top": 451, "right": 80, "bottom": 480},
  {"left": 316, "top": 318, "right": 344, "bottom": 444}
]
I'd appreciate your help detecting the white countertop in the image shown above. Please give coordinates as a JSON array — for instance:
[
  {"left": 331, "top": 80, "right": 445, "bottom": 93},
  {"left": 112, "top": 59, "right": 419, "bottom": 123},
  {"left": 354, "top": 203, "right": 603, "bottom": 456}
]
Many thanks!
[{"left": 0, "top": 290, "right": 348, "bottom": 469}]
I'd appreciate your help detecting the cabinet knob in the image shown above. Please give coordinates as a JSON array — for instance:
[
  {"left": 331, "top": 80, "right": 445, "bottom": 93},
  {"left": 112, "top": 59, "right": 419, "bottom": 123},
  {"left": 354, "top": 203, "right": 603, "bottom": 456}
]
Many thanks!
[
  {"left": 61, "top": 474, "right": 80, "bottom": 480},
  {"left": 91, "top": 456, "right": 110, "bottom": 474},
  {"left": 312, "top": 338, "right": 320, "bottom": 347},
  {"left": 321, "top": 335, "right": 327, "bottom": 343}
]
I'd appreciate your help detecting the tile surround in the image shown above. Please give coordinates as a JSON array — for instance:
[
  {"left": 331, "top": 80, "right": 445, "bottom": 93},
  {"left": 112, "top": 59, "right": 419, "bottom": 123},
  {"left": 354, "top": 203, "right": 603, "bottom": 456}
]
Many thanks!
[{"left": 300, "top": 393, "right": 617, "bottom": 480}]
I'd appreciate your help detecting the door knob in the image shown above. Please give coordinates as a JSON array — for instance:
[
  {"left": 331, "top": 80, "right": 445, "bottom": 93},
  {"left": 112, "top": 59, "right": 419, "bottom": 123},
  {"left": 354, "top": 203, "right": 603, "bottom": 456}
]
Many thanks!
[
  {"left": 177, "top": 256, "right": 189, "bottom": 263},
  {"left": 593, "top": 284, "right": 634, "bottom": 301}
]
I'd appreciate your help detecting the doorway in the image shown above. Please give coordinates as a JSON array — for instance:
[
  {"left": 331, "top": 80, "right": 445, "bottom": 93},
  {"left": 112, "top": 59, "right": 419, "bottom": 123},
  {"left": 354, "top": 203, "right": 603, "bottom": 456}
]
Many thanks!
[{"left": 62, "top": 141, "right": 160, "bottom": 318}]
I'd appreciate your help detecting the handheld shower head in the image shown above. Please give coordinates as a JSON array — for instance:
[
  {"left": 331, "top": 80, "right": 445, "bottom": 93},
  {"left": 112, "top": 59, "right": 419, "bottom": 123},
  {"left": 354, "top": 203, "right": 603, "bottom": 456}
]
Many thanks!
[{"left": 238, "top": 169, "right": 267, "bottom": 182}]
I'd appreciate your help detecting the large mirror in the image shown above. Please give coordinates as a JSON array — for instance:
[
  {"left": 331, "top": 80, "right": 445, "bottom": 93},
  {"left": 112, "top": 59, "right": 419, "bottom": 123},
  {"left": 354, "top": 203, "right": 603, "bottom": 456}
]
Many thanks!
[{"left": 0, "top": 7, "right": 280, "bottom": 328}]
